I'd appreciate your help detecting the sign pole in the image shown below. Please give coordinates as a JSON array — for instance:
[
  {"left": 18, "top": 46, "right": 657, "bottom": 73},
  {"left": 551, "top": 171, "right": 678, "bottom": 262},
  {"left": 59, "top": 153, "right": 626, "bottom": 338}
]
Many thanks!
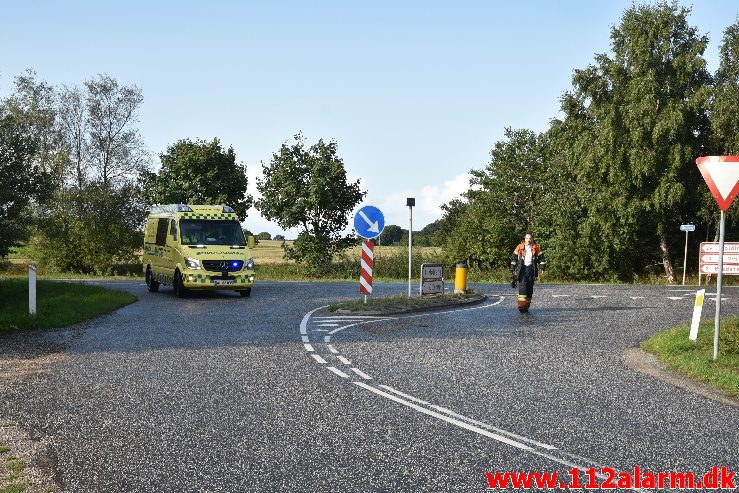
[
  {"left": 406, "top": 198, "right": 415, "bottom": 298},
  {"left": 714, "top": 210, "right": 725, "bottom": 360},
  {"left": 682, "top": 229, "right": 689, "bottom": 286},
  {"left": 408, "top": 205, "right": 413, "bottom": 297}
]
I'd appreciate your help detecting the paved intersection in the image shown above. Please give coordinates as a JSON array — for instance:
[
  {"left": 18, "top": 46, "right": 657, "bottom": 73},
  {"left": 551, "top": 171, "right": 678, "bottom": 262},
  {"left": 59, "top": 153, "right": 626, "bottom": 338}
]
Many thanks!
[{"left": 0, "top": 281, "right": 737, "bottom": 491}]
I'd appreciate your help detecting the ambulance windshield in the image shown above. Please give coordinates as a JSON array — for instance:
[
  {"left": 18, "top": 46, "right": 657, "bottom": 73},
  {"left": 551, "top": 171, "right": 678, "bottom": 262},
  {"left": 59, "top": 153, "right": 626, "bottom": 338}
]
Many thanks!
[{"left": 179, "top": 220, "right": 246, "bottom": 246}]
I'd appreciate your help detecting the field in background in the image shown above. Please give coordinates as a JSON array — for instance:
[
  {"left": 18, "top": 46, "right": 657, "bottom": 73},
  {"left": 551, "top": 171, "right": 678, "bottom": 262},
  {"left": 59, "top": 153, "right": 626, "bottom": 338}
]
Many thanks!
[{"left": 252, "top": 239, "right": 442, "bottom": 264}]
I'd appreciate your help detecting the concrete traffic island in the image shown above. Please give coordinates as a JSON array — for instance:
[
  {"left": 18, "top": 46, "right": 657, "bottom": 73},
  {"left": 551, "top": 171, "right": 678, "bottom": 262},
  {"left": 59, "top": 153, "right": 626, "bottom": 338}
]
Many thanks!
[{"left": 328, "top": 291, "right": 487, "bottom": 316}]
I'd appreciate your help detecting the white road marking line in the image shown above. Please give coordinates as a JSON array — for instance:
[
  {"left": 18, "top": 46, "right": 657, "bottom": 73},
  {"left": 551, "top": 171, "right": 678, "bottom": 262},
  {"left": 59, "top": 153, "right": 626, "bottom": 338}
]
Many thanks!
[
  {"left": 324, "top": 335, "right": 331, "bottom": 343},
  {"left": 354, "top": 383, "right": 640, "bottom": 491},
  {"left": 357, "top": 382, "right": 531, "bottom": 450},
  {"left": 327, "top": 344, "right": 339, "bottom": 354},
  {"left": 311, "top": 354, "right": 327, "bottom": 364},
  {"left": 590, "top": 295, "right": 607, "bottom": 298},
  {"left": 551, "top": 294, "right": 570, "bottom": 298},
  {"left": 379, "top": 385, "right": 433, "bottom": 406},
  {"left": 300, "top": 306, "right": 328, "bottom": 335},
  {"left": 303, "top": 343, "right": 314, "bottom": 352},
  {"left": 316, "top": 323, "right": 339, "bottom": 327},
  {"left": 327, "top": 366, "right": 350, "bottom": 378},
  {"left": 630, "top": 296, "right": 645, "bottom": 299},
  {"left": 313, "top": 329, "right": 330, "bottom": 332},
  {"left": 429, "top": 405, "right": 557, "bottom": 450},
  {"left": 314, "top": 316, "right": 390, "bottom": 320},
  {"left": 707, "top": 297, "right": 729, "bottom": 301},
  {"left": 337, "top": 356, "right": 351, "bottom": 365},
  {"left": 301, "top": 335, "right": 310, "bottom": 343},
  {"left": 351, "top": 367, "right": 372, "bottom": 380},
  {"left": 667, "top": 296, "right": 685, "bottom": 300}
]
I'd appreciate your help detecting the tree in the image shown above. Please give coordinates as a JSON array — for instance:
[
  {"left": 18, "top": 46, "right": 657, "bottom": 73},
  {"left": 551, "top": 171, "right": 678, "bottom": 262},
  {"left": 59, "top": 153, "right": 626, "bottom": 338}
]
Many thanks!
[
  {"left": 274, "top": 234, "right": 286, "bottom": 241},
  {"left": 379, "top": 224, "right": 403, "bottom": 245},
  {"left": 143, "top": 138, "right": 252, "bottom": 220},
  {"left": 0, "top": 108, "right": 52, "bottom": 257},
  {"left": 57, "top": 84, "right": 89, "bottom": 189},
  {"left": 256, "top": 133, "right": 365, "bottom": 270},
  {"left": 3, "top": 69, "right": 65, "bottom": 184},
  {"left": 557, "top": 2, "right": 711, "bottom": 282},
  {"left": 444, "top": 128, "right": 548, "bottom": 267},
  {"left": 85, "top": 74, "right": 146, "bottom": 187},
  {"left": 256, "top": 232, "right": 272, "bottom": 240}
]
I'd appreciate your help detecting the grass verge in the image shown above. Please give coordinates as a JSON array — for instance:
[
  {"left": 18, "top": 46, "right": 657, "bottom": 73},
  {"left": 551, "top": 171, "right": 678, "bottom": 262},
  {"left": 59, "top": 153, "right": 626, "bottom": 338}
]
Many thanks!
[
  {"left": 0, "top": 279, "right": 137, "bottom": 333},
  {"left": 328, "top": 291, "right": 483, "bottom": 313},
  {"left": 641, "top": 317, "right": 739, "bottom": 398}
]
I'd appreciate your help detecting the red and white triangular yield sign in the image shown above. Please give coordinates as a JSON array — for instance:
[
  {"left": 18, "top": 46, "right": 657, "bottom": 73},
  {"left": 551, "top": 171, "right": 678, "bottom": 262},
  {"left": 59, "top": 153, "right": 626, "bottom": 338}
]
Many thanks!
[{"left": 696, "top": 156, "right": 739, "bottom": 211}]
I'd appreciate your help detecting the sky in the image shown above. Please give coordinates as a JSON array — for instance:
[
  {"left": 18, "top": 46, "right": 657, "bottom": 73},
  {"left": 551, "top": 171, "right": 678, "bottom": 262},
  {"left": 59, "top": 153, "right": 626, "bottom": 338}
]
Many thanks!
[{"left": 2, "top": 1, "right": 739, "bottom": 237}]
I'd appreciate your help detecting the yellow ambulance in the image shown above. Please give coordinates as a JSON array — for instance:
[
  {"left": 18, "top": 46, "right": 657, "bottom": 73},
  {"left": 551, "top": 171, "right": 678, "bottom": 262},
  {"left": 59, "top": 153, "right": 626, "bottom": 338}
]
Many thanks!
[{"left": 143, "top": 204, "right": 256, "bottom": 298}]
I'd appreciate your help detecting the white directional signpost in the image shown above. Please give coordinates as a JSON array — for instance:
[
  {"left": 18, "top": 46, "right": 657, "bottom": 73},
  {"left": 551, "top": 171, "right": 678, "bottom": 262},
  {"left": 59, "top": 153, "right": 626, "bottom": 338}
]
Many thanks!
[
  {"left": 680, "top": 224, "right": 695, "bottom": 286},
  {"left": 353, "top": 205, "right": 385, "bottom": 304},
  {"left": 695, "top": 155, "right": 739, "bottom": 360}
]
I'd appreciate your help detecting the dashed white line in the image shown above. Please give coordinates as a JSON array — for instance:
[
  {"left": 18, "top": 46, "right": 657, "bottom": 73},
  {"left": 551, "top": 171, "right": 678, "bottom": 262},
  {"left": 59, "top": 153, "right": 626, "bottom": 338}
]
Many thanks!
[
  {"left": 667, "top": 297, "right": 684, "bottom": 300},
  {"left": 327, "top": 366, "right": 350, "bottom": 378},
  {"left": 303, "top": 343, "right": 314, "bottom": 352},
  {"left": 551, "top": 294, "right": 570, "bottom": 298},
  {"left": 312, "top": 354, "right": 327, "bottom": 364},
  {"left": 316, "top": 323, "right": 340, "bottom": 327},
  {"left": 337, "top": 356, "right": 352, "bottom": 365},
  {"left": 630, "top": 296, "right": 645, "bottom": 300},
  {"left": 590, "top": 295, "right": 607, "bottom": 299},
  {"left": 350, "top": 367, "right": 372, "bottom": 380},
  {"left": 301, "top": 335, "right": 310, "bottom": 343}
]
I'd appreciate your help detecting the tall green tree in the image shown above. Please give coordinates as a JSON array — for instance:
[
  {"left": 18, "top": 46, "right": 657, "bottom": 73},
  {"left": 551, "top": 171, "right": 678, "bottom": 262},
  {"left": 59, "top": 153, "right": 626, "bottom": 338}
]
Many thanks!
[
  {"left": 445, "top": 128, "right": 548, "bottom": 267},
  {"left": 143, "top": 138, "right": 252, "bottom": 220},
  {"left": 559, "top": 2, "right": 711, "bottom": 282},
  {"left": 0, "top": 108, "right": 52, "bottom": 257},
  {"left": 379, "top": 224, "right": 403, "bottom": 245},
  {"left": 256, "top": 133, "right": 365, "bottom": 270}
]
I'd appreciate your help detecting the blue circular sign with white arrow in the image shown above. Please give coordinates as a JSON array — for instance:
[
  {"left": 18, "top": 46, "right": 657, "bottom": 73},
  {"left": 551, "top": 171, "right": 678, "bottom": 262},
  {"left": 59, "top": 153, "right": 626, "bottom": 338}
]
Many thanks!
[{"left": 354, "top": 205, "right": 385, "bottom": 239}]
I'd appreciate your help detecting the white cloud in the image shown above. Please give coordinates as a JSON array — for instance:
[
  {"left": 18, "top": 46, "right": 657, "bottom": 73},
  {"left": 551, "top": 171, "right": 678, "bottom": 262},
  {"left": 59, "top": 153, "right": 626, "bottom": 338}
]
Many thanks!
[{"left": 242, "top": 168, "right": 472, "bottom": 237}]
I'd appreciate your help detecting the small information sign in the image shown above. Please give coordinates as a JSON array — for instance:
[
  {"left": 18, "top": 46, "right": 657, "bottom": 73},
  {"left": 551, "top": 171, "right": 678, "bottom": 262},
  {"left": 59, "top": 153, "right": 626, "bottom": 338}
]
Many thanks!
[{"left": 420, "top": 263, "right": 444, "bottom": 296}]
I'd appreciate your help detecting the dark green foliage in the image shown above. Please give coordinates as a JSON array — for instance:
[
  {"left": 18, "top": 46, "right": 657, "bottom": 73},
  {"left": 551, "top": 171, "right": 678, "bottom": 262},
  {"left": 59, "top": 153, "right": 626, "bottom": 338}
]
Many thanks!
[
  {"left": 0, "top": 108, "right": 52, "bottom": 258},
  {"left": 143, "top": 138, "right": 252, "bottom": 220},
  {"left": 256, "top": 232, "right": 272, "bottom": 240},
  {"left": 256, "top": 133, "right": 365, "bottom": 271},
  {"left": 379, "top": 224, "right": 403, "bottom": 245},
  {"left": 274, "top": 234, "right": 285, "bottom": 241},
  {"left": 35, "top": 182, "right": 147, "bottom": 274},
  {"left": 444, "top": 128, "right": 546, "bottom": 268}
]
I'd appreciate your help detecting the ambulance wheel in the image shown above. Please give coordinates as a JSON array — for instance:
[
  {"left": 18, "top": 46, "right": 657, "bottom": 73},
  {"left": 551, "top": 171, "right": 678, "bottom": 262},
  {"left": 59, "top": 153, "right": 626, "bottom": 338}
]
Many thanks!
[
  {"left": 238, "top": 288, "right": 252, "bottom": 298},
  {"left": 146, "top": 267, "right": 159, "bottom": 293},
  {"left": 174, "top": 270, "right": 189, "bottom": 298}
]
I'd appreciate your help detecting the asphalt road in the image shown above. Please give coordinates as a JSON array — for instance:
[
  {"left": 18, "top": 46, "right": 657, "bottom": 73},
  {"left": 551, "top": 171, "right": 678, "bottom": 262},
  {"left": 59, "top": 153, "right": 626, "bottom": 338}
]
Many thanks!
[{"left": 1, "top": 280, "right": 738, "bottom": 492}]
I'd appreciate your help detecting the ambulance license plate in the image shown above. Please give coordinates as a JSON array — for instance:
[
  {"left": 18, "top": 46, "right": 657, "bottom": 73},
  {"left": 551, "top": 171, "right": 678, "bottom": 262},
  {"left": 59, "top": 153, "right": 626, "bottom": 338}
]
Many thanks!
[{"left": 213, "top": 280, "right": 235, "bottom": 286}]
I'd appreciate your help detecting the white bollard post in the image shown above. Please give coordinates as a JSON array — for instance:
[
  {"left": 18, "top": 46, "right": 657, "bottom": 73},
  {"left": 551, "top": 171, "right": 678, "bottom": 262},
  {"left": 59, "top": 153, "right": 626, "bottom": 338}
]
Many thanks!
[
  {"left": 29, "top": 264, "right": 37, "bottom": 315},
  {"left": 689, "top": 289, "right": 705, "bottom": 341}
]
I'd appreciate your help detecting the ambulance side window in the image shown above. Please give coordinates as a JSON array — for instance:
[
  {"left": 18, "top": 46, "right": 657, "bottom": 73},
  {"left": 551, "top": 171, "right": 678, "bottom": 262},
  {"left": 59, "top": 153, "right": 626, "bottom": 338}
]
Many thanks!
[
  {"left": 155, "top": 218, "right": 169, "bottom": 246},
  {"left": 169, "top": 220, "right": 178, "bottom": 241}
]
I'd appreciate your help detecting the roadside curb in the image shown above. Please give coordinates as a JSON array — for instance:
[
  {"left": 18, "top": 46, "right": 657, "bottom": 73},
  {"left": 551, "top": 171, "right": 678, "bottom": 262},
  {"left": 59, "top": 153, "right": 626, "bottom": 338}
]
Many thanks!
[
  {"left": 332, "top": 294, "right": 489, "bottom": 316},
  {"left": 622, "top": 347, "right": 739, "bottom": 409}
]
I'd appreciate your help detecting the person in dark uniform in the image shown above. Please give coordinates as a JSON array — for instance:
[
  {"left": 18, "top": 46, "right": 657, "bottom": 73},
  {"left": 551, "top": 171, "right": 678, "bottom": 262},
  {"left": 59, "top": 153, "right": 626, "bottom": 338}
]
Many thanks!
[{"left": 510, "top": 233, "right": 546, "bottom": 313}]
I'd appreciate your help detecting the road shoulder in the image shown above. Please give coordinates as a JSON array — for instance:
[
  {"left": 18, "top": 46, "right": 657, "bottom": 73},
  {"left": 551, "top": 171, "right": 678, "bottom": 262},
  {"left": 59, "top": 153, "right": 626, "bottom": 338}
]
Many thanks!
[{"left": 623, "top": 347, "right": 739, "bottom": 409}]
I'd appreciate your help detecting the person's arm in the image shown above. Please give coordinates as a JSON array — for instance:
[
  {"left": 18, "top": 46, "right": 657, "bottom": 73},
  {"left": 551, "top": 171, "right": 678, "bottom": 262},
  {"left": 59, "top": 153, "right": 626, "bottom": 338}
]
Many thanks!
[{"left": 537, "top": 251, "right": 547, "bottom": 272}]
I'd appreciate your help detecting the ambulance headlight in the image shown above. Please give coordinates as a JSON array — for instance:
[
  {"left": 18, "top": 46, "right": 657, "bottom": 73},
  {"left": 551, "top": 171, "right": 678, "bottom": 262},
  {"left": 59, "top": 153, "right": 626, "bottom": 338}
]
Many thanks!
[
  {"left": 244, "top": 258, "right": 255, "bottom": 271},
  {"left": 184, "top": 256, "right": 201, "bottom": 270}
]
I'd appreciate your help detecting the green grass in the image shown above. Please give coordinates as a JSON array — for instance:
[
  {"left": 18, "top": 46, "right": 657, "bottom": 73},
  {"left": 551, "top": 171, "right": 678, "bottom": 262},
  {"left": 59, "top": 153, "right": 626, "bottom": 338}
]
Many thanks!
[
  {"left": 642, "top": 317, "right": 739, "bottom": 397},
  {"left": 328, "top": 291, "right": 483, "bottom": 313},
  {"left": 0, "top": 279, "right": 137, "bottom": 333}
]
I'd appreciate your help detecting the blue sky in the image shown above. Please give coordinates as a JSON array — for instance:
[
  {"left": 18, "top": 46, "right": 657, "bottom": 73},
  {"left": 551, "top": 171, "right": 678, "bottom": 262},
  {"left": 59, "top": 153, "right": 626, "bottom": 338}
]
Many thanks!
[{"left": 2, "top": 1, "right": 738, "bottom": 236}]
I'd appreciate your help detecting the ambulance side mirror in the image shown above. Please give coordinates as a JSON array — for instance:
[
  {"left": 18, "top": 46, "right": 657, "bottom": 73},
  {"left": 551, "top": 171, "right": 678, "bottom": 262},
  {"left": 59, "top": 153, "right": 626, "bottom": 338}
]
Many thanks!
[{"left": 247, "top": 236, "right": 255, "bottom": 249}]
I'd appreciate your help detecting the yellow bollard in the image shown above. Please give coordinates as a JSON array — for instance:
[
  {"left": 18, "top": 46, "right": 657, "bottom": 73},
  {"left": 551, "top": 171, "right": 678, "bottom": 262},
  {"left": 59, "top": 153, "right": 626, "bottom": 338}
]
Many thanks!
[{"left": 454, "top": 263, "right": 468, "bottom": 293}]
